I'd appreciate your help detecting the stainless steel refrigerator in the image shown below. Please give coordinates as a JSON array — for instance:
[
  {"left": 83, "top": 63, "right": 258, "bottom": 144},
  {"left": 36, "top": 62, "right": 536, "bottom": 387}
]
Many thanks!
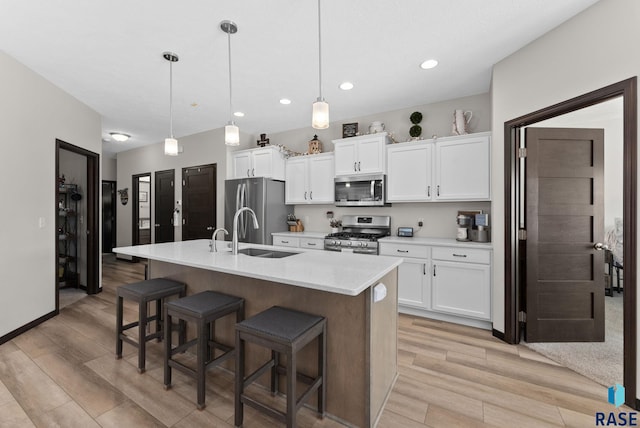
[{"left": 224, "top": 177, "right": 290, "bottom": 245}]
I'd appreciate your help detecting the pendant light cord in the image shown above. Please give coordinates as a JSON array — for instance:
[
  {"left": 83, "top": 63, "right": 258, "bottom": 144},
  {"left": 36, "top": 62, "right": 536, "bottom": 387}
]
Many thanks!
[
  {"left": 169, "top": 60, "right": 174, "bottom": 138},
  {"left": 227, "top": 29, "right": 233, "bottom": 121},
  {"left": 317, "top": 0, "right": 323, "bottom": 100}
]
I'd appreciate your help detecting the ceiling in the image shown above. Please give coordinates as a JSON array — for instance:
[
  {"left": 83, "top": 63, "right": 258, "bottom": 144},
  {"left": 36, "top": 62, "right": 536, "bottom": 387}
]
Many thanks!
[{"left": 0, "top": 0, "right": 599, "bottom": 157}]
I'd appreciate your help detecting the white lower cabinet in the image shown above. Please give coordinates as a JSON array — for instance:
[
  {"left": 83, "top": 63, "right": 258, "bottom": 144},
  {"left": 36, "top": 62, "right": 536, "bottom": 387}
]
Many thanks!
[
  {"left": 380, "top": 239, "right": 492, "bottom": 328},
  {"left": 431, "top": 246, "right": 491, "bottom": 320},
  {"left": 272, "top": 233, "right": 324, "bottom": 250}
]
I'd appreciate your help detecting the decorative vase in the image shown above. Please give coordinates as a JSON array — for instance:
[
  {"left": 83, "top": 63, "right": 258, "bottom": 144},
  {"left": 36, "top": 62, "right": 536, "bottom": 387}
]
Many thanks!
[{"left": 452, "top": 110, "right": 473, "bottom": 135}]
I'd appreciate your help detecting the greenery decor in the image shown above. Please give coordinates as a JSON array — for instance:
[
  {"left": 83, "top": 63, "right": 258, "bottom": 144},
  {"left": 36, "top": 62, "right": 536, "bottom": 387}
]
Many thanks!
[{"left": 409, "top": 111, "right": 423, "bottom": 138}]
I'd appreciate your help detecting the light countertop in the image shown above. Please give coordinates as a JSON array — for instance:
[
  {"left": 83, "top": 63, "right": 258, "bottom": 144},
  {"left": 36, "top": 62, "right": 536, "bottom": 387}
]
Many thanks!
[
  {"left": 379, "top": 236, "right": 493, "bottom": 250},
  {"left": 113, "top": 240, "right": 401, "bottom": 296}
]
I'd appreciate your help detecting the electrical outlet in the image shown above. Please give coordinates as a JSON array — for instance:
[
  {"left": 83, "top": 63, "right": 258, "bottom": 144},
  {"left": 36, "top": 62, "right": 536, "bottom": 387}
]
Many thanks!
[{"left": 418, "top": 218, "right": 424, "bottom": 227}]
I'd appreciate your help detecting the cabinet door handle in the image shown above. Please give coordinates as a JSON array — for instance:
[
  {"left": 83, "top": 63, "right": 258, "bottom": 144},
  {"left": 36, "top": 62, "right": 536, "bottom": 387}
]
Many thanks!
[
  {"left": 310, "top": 191, "right": 313, "bottom": 200},
  {"left": 304, "top": 191, "right": 307, "bottom": 200},
  {"left": 247, "top": 169, "right": 250, "bottom": 177},
  {"left": 423, "top": 263, "right": 426, "bottom": 275},
  {"left": 437, "top": 185, "right": 440, "bottom": 196},
  {"left": 354, "top": 162, "right": 357, "bottom": 172},
  {"left": 307, "top": 242, "right": 317, "bottom": 246},
  {"left": 358, "top": 161, "right": 361, "bottom": 171},
  {"left": 453, "top": 253, "right": 467, "bottom": 258},
  {"left": 252, "top": 168, "right": 255, "bottom": 176},
  {"left": 281, "top": 240, "right": 289, "bottom": 244},
  {"left": 433, "top": 265, "right": 436, "bottom": 276},
  {"left": 427, "top": 186, "right": 430, "bottom": 197},
  {"left": 396, "top": 249, "right": 409, "bottom": 253}
]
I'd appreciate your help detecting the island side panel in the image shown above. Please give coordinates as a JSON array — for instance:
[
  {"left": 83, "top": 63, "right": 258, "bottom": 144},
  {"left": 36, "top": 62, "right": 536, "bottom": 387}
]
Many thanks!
[
  {"left": 367, "top": 269, "right": 398, "bottom": 426},
  {"left": 150, "top": 260, "right": 369, "bottom": 427}
]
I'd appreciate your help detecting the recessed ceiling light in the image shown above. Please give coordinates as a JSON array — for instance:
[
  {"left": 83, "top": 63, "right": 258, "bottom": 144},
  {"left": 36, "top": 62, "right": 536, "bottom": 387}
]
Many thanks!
[
  {"left": 234, "top": 111, "right": 245, "bottom": 117},
  {"left": 109, "top": 132, "right": 130, "bottom": 142},
  {"left": 279, "top": 98, "right": 291, "bottom": 105},
  {"left": 420, "top": 59, "right": 438, "bottom": 70},
  {"left": 339, "top": 82, "right": 354, "bottom": 90}
]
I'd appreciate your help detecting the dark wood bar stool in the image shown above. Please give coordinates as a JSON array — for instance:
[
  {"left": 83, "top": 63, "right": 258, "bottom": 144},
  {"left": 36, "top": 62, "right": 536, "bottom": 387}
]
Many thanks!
[
  {"left": 164, "top": 290, "right": 244, "bottom": 410},
  {"left": 235, "top": 306, "right": 326, "bottom": 428},
  {"left": 115, "top": 278, "right": 186, "bottom": 373}
]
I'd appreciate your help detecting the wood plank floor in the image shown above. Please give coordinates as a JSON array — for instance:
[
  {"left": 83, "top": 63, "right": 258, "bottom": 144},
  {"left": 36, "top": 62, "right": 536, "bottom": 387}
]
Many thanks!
[{"left": 0, "top": 256, "right": 626, "bottom": 427}]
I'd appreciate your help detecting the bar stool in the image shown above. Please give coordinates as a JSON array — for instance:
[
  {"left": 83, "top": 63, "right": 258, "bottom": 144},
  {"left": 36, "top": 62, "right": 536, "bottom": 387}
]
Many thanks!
[
  {"left": 235, "top": 306, "right": 326, "bottom": 428},
  {"left": 164, "top": 290, "right": 244, "bottom": 410},
  {"left": 116, "top": 278, "right": 186, "bottom": 373}
]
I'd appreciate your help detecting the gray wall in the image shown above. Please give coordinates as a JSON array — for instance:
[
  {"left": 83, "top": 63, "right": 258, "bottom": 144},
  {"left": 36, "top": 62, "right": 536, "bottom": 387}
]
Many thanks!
[
  {"left": 0, "top": 51, "right": 101, "bottom": 337},
  {"left": 490, "top": 0, "right": 639, "bottom": 341},
  {"left": 116, "top": 128, "right": 252, "bottom": 247}
]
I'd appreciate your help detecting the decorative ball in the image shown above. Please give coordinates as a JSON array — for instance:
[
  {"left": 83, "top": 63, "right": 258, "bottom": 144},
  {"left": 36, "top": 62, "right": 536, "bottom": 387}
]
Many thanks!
[
  {"left": 410, "top": 111, "right": 423, "bottom": 124},
  {"left": 410, "top": 125, "right": 422, "bottom": 138}
]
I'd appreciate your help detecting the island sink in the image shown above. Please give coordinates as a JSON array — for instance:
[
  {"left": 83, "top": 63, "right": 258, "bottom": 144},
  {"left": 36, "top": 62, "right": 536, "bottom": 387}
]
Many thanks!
[{"left": 237, "top": 248, "right": 297, "bottom": 258}]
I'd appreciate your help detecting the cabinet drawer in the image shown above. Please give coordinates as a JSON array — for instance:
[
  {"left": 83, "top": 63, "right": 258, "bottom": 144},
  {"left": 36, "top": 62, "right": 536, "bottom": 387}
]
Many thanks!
[
  {"left": 379, "top": 243, "right": 429, "bottom": 259},
  {"left": 432, "top": 247, "right": 490, "bottom": 264},
  {"left": 300, "top": 238, "right": 324, "bottom": 250},
  {"left": 273, "top": 236, "right": 300, "bottom": 247}
]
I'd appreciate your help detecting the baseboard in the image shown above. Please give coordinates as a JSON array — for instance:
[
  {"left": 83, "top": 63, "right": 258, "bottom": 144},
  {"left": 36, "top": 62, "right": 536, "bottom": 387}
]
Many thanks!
[
  {"left": 492, "top": 329, "right": 506, "bottom": 341},
  {"left": 0, "top": 310, "right": 57, "bottom": 345}
]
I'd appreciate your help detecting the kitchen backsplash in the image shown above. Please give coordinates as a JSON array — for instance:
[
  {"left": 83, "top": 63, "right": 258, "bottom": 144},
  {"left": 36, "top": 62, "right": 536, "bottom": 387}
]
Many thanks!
[{"left": 292, "top": 202, "right": 491, "bottom": 238}]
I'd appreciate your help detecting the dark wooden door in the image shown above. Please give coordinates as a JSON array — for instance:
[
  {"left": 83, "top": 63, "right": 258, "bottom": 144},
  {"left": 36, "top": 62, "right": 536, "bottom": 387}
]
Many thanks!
[
  {"left": 154, "top": 170, "right": 175, "bottom": 243},
  {"left": 525, "top": 127, "right": 605, "bottom": 342},
  {"left": 102, "top": 180, "right": 116, "bottom": 252},
  {"left": 182, "top": 164, "right": 216, "bottom": 240}
]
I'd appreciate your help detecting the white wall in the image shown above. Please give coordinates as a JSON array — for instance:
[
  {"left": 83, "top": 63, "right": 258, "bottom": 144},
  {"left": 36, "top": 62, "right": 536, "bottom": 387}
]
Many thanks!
[
  {"left": 264, "top": 93, "right": 492, "bottom": 237},
  {"left": 0, "top": 51, "right": 101, "bottom": 338},
  {"left": 102, "top": 157, "right": 117, "bottom": 181},
  {"left": 490, "top": 0, "right": 639, "bottom": 349},
  {"left": 116, "top": 129, "right": 252, "bottom": 247}
]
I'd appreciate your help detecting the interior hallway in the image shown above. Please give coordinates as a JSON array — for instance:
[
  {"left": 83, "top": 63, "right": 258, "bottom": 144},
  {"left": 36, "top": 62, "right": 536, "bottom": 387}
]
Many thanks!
[{"left": 0, "top": 256, "right": 628, "bottom": 427}]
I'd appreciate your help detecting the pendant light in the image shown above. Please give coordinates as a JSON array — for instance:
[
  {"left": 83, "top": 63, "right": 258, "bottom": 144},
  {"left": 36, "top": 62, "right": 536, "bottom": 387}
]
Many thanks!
[
  {"left": 163, "top": 52, "right": 180, "bottom": 156},
  {"left": 312, "top": 0, "right": 329, "bottom": 129},
  {"left": 221, "top": 20, "right": 239, "bottom": 146}
]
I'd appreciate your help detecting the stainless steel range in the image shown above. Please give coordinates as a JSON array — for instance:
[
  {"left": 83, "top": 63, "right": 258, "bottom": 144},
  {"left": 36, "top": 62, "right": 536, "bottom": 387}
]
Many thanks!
[{"left": 324, "top": 215, "right": 391, "bottom": 255}]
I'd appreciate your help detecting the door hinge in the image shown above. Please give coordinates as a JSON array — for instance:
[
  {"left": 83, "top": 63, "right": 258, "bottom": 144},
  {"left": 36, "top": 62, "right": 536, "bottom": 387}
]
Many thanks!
[
  {"left": 518, "top": 229, "right": 527, "bottom": 240},
  {"left": 518, "top": 311, "right": 526, "bottom": 323},
  {"left": 518, "top": 148, "right": 527, "bottom": 158},
  {"left": 182, "top": 179, "right": 186, "bottom": 186},
  {"left": 170, "top": 180, "right": 174, "bottom": 187}
]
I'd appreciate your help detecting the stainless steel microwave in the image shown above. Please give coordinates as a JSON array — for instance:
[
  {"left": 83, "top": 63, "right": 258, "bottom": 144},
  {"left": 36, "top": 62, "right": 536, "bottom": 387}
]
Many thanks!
[{"left": 334, "top": 174, "right": 388, "bottom": 207}]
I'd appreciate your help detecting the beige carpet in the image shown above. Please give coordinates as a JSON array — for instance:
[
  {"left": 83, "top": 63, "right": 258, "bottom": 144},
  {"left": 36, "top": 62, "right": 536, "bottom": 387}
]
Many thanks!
[{"left": 523, "top": 292, "right": 623, "bottom": 387}]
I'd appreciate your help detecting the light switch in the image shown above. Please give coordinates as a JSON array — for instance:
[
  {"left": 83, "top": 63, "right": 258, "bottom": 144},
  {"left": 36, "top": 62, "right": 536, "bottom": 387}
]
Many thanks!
[{"left": 38, "top": 217, "right": 46, "bottom": 228}]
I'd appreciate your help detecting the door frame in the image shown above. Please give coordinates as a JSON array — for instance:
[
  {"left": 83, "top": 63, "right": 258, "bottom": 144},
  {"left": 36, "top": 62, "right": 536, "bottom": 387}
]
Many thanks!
[
  {"left": 131, "top": 172, "right": 151, "bottom": 246},
  {"left": 502, "top": 77, "right": 637, "bottom": 406},
  {"left": 102, "top": 180, "right": 117, "bottom": 253},
  {"left": 55, "top": 139, "right": 101, "bottom": 301}
]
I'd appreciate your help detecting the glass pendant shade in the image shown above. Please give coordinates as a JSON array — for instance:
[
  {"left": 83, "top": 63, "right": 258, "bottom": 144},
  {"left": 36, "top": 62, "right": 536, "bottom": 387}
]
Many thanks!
[
  {"left": 312, "top": 98, "right": 329, "bottom": 129},
  {"left": 225, "top": 122, "right": 240, "bottom": 146},
  {"left": 164, "top": 137, "right": 178, "bottom": 156}
]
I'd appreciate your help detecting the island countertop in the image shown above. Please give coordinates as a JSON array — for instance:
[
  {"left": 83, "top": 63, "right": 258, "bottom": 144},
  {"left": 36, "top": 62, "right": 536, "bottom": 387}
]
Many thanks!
[{"left": 113, "top": 239, "right": 401, "bottom": 296}]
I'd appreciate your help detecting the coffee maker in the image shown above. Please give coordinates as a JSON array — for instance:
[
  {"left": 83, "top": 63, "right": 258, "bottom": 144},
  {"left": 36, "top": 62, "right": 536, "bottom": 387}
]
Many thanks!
[{"left": 456, "top": 213, "right": 473, "bottom": 241}]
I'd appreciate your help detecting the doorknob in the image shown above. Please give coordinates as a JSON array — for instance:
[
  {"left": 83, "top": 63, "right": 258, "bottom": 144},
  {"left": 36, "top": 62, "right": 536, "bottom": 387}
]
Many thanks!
[{"left": 593, "top": 242, "right": 610, "bottom": 251}]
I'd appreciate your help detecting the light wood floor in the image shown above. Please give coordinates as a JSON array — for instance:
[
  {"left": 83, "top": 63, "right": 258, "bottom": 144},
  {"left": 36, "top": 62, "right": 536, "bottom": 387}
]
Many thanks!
[{"left": 0, "top": 256, "right": 627, "bottom": 427}]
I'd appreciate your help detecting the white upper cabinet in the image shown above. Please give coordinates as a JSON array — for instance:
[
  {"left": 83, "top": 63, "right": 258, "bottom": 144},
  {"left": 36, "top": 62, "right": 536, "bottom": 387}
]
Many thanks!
[
  {"left": 386, "top": 132, "right": 491, "bottom": 202},
  {"left": 387, "top": 142, "right": 433, "bottom": 202},
  {"left": 230, "top": 146, "right": 285, "bottom": 180},
  {"left": 285, "top": 153, "right": 334, "bottom": 204},
  {"left": 333, "top": 133, "right": 389, "bottom": 176},
  {"left": 433, "top": 133, "right": 491, "bottom": 201}
]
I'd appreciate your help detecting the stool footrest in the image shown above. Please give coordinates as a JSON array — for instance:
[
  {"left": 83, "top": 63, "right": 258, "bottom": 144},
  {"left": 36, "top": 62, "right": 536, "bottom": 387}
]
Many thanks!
[
  {"left": 275, "top": 365, "right": 315, "bottom": 385},
  {"left": 243, "top": 359, "right": 276, "bottom": 388},
  {"left": 241, "top": 395, "right": 287, "bottom": 424}
]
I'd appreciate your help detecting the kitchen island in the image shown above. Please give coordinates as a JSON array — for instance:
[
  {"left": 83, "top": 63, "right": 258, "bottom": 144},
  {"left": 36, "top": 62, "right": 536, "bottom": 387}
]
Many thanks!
[{"left": 114, "top": 239, "right": 400, "bottom": 427}]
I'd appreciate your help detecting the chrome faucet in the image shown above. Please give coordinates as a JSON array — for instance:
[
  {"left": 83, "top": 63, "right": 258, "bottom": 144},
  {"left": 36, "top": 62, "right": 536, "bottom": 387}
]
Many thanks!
[
  {"left": 232, "top": 207, "right": 259, "bottom": 255},
  {"left": 209, "top": 228, "right": 229, "bottom": 252}
]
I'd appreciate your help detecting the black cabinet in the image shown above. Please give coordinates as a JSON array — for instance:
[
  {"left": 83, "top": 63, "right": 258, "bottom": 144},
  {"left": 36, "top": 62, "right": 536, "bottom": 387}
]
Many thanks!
[{"left": 58, "top": 184, "right": 80, "bottom": 288}]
